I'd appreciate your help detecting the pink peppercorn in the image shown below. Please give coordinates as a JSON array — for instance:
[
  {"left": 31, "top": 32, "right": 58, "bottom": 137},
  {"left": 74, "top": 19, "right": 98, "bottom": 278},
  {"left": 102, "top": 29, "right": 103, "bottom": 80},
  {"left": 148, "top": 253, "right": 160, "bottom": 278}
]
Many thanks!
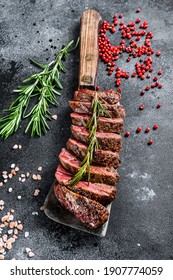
[
  {"left": 157, "top": 104, "right": 161, "bottom": 108},
  {"left": 153, "top": 124, "right": 159, "bottom": 130},
  {"left": 136, "top": 127, "right": 142, "bottom": 133},
  {"left": 148, "top": 139, "right": 153, "bottom": 145},
  {"left": 145, "top": 127, "right": 150, "bottom": 133},
  {"left": 125, "top": 131, "right": 130, "bottom": 137}
]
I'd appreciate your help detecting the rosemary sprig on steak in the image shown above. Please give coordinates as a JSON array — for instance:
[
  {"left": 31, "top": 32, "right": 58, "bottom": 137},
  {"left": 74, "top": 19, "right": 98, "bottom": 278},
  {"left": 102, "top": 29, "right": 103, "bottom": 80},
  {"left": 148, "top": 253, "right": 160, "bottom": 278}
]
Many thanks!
[
  {"left": 0, "top": 38, "right": 79, "bottom": 139},
  {"left": 70, "top": 92, "right": 110, "bottom": 187}
]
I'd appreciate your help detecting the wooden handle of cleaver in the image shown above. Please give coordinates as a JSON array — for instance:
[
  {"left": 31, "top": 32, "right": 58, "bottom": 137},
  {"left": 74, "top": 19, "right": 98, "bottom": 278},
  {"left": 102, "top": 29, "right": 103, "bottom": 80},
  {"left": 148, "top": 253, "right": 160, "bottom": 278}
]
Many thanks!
[{"left": 79, "top": 9, "right": 102, "bottom": 89}]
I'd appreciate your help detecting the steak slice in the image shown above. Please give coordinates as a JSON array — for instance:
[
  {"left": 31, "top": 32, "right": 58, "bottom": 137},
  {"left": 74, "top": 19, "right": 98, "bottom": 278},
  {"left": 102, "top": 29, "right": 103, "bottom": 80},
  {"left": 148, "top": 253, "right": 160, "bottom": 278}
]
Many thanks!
[
  {"left": 55, "top": 164, "right": 117, "bottom": 205},
  {"left": 58, "top": 148, "right": 120, "bottom": 185},
  {"left": 66, "top": 138, "right": 120, "bottom": 168},
  {"left": 70, "top": 112, "right": 124, "bottom": 133},
  {"left": 69, "top": 100, "right": 126, "bottom": 118},
  {"left": 54, "top": 182, "right": 109, "bottom": 229},
  {"left": 74, "top": 88, "right": 121, "bottom": 104},
  {"left": 71, "top": 125, "right": 122, "bottom": 152}
]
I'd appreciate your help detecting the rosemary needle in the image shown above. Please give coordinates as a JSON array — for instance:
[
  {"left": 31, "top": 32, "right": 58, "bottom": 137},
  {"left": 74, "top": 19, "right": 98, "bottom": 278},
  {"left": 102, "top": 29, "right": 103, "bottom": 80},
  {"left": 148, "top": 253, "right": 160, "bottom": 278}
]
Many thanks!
[
  {"left": 0, "top": 38, "right": 79, "bottom": 139},
  {"left": 69, "top": 92, "right": 110, "bottom": 187}
]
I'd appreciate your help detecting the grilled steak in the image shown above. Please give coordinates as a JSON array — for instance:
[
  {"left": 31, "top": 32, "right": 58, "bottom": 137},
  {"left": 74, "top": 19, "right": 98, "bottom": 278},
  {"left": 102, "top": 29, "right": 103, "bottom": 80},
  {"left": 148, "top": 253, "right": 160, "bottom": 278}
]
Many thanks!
[
  {"left": 71, "top": 125, "right": 122, "bottom": 152},
  {"left": 69, "top": 100, "right": 126, "bottom": 118},
  {"left": 54, "top": 182, "right": 109, "bottom": 229},
  {"left": 58, "top": 148, "right": 120, "bottom": 185},
  {"left": 74, "top": 88, "right": 121, "bottom": 104},
  {"left": 55, "top": 164, "right": 117, "bottom": 205},
  {"left": 66, "top": 138, "right": 120, "bottom": 168},
  {"left": 70, "top": 112, "right": 124, "bottom": 133}
]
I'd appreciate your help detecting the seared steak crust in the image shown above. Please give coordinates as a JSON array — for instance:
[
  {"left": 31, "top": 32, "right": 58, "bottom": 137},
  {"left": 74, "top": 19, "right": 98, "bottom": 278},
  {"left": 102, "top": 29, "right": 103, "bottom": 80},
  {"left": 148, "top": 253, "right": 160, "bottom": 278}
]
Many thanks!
[
  {"left": 55, "top": 164, "right": 117, "bottom": 205},
  {"left": 66, "top": 138, "right": 120, "bottom": 168},
  {"left": 74, "top": 88, "right": 121, "bottom": 104},
  {"left": 70, "top": 112, "right": 124, "bottom": 133},
  {"left": 54, "top": 183, "right": 109, "bottom": 229},
  {"left": 58, "top": 148, "right": 120, "bottom": 185},
  {"left": 71, "top": 125, "right": 122, "bottom": 152},
  {"left": 69, "top": 101, "right": 126, "bottom": 118}
]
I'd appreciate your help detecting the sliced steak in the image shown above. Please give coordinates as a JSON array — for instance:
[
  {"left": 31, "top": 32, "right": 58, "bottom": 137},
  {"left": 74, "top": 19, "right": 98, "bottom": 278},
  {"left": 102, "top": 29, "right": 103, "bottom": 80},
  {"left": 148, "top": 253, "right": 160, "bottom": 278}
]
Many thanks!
[
  {"left": 74, "top": 88, "right": 121, "bottom": 104},
  {"left": 66, "top": 138, "right": 120, "bottom": 168},
  {"left": 69, "top": 100, "right": 126, "bottom": 118},
  {"left": 71, "top": 125, "right": 122, "bottom": 152},
  {"left": 54, "top": 182, "right": 109, "bottom": 229},
  {"left": 70, "top": 112, "right": 124, "bottom": 133},
  {"left": 55, "top": 164, "right": 117, "bottom": 205},
  {"left": 58, "top": 148, "right": 120, "bottom": 185}
]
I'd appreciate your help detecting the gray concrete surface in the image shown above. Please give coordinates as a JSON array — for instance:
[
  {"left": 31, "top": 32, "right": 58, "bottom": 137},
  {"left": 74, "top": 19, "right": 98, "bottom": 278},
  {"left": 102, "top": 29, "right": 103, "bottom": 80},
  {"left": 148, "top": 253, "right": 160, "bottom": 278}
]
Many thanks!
[{"left": 0, "top": 0, "right": 173, "bottom": 260}]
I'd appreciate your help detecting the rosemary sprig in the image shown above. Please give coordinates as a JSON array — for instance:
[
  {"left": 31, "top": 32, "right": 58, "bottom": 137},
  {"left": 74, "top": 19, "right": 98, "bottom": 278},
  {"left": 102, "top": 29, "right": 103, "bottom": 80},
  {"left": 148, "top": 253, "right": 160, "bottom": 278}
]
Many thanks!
[
  {"left": 0, "top": 38, "right": 79, "bottom": 139},
  {"left": 69, "top": 93, "right": 110, "bottom": 187}
]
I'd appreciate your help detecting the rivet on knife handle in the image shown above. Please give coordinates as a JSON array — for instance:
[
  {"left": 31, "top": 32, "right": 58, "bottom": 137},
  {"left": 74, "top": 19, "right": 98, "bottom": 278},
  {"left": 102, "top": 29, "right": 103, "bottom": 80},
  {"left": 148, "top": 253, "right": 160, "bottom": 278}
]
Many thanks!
[{"left": 79, "top": 9, "right": 102, "bottom": 89}]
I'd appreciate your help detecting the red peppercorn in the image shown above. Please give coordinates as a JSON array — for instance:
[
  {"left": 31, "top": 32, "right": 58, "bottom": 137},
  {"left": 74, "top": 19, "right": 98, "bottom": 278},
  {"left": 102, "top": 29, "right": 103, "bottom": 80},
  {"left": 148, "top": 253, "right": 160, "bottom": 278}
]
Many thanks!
[
  {"left": 153, "top": 77, "right": 158, "bottom": 81},
  {"left": 125, "top": 131, "right": 130, "bottom": 137},
  {"left": 145, "top": 127, "right": 150, "bottom": 133},
  {"left": 136, "top": 18, "right": 141, "bottom": 23},
  {"left": 156, "top": 51, "right": 161, "bottom": 56},
  {"left": 126, "top": 57, "right": 131, "bottom": 62},
  {"left": 140, "top": 90, "right": 145, "bottom": 95},
  {"left": 111, "top": 28, "right": 116, "bottom": 33},
  {"left": 158, "top": 84, "right": 163, "bottom": 89},
  {"left": 157, "top": 104, "right": 161, "bottom": 108},
  {"left": 131, "top": 72, "right": 137, "bottom": 77},
  {"left": 153, "top": 124, "right": 159, "bottom": 130},
  {"left": 136, "top": 8, "right": 141, "bottom": 13},
  {"left": 158, "top": 70, "right": 162, "bottom": 75},
  {"left": 136, "top": 127, "right": 142, "bottom": 133},
  {"left": 96, "top": 86, "right": 100, "bottom": 91},
  {"left": 145, "top": 86, "right": 150, "bottom": 91},
  {"left": 149, "top": 68, "right": 153, "bottom": 72},
  {"left": 139, "top": 104, "right": 145, "bottom": 110},
  {"left": 119, "top": 14, "right": 123, "bottom": 18},
  {"left": 148, "top": 139, "right": 153, "bottom": 145}
]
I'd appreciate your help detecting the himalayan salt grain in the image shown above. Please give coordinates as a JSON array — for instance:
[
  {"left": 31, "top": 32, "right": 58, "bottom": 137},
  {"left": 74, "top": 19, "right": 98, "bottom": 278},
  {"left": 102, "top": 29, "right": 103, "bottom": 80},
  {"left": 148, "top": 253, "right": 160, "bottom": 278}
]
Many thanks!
[
  {"left": 51, "top": 114, "right": 58, "bottom": 120},
  {"left": 17, "top": 224, "right": 23, "bottom": 231},
  {"left": 24, "top": 232, "right": 29, "bottom": 238},
  {"left": 10, "top": 164, "right": 15, "bottom": 169},
  {"left": 8, "top": 188, "right": 13, "bottom": 193},
  {"left": 18, "top": 145, "right": 22, "bottom": 149},
  {"left": 28, "top": 251, "right": 35, "bottom": 258},
  {"left": 37, "top": 174, "right": 42, "bottom": 180},
  {"left": 17, "top": 196, "right": 22, "bottom": 200},
  {"left": 25, "top": 247, "right": 31, "bottom": 253},
  {"left": 0, "top": 200, "right": 4, "bottom": 206},
  {"left": 34, "top": 189, "right": 40, "bottom": 196},
  {"left": 0, "top": 254, "right": 4, "bottom": 260},
  {"left": 15, "top": 167, "right": 19, "bottom": 172},
  {"left": 0, "top": 182, "right": 3, "bottom": 187},
  {"left": 13, "top": 144, "right": 18, "bottom": 149},
  {"left": 32, "top": 174, "right": 38, "bottom": 180},
  {"left": 37, "top": 166, "right": 42, "bottom": 172}
]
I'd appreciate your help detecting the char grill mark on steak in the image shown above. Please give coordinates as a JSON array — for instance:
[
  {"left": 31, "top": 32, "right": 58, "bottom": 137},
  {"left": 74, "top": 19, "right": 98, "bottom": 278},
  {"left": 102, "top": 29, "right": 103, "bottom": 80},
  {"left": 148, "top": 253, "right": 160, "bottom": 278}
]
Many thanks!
[
  {"left": 54, "top": 183, "right": 109, "bottom": 229},
  {"left": 66, "top": 138, "right": 120, "bottom": 168},
  {"left": 58, "top": 148, "right": 120, "bottom": 185},
  {"left": 74, "top": 88, "right": 121, "bottom": 104},
  {"left": 70, "top": 112, "right": 124, "bottom": 133},
  {"left": 71, "top": 125, "right": 122, "bottom": 152},
  {"left": 55, "top": 164, "right": 117, "bottom": 205},
  {"left": 69, "top": 101, "right": 126, "bottom": 118}
]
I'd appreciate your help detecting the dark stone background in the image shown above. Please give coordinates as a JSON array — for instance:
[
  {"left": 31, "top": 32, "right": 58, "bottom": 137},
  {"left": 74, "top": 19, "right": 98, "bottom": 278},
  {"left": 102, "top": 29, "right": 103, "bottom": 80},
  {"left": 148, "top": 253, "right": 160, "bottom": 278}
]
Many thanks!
[{"left": 0, "top": 0, "right": 173, "bottom": 260}]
